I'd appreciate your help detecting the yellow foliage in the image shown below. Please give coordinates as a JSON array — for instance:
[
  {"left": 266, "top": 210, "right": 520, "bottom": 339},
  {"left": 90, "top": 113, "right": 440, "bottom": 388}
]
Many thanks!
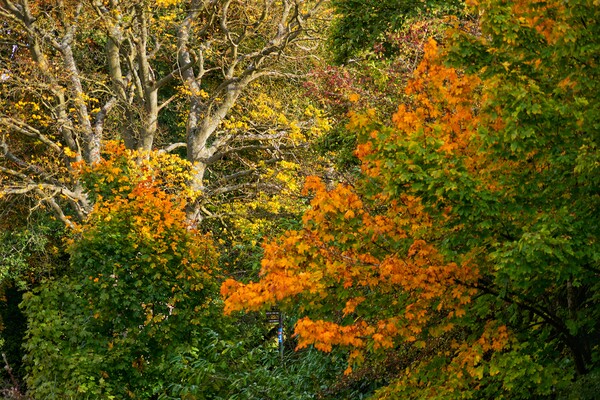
[{"left": 155, "top": 0, "right": 182, "bottom": 8}]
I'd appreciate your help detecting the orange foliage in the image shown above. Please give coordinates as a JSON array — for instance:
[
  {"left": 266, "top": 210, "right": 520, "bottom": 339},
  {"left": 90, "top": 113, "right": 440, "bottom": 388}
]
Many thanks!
[
  {"left": 392, "top": 39, "right": 481, "bottom": 156},
  {"left": 223, "top": 174, "right": 481, "bottom": 359},
  {"left": 468, "top": 0, "right": 570, "bottom": 44},
  {"left": 512, "top": 1, "right": 568, "bottom": 44},
  {"left": 353, "top": 38, "right": 486, "bottom": 185}
]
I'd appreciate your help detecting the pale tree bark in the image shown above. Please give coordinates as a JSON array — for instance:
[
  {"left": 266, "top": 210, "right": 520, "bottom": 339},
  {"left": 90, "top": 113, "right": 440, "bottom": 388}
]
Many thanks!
[
  {"left": 176, "top": 0, "right": 326, "bottom": 221},
  {"left": 1, "top": 0, "right": 328, "bottom": 224},
  {"left": 94, "top": 0, "right": 163, "bottom": 153},
  {"left": 0, "top": 0, "right": 106, "bottom": 221}
]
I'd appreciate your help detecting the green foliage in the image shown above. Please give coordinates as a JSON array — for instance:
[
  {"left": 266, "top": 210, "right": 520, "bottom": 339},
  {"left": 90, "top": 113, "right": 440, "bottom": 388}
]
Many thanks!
[
  {"left": 163, "top": 316, "right": 347, "bottom": 400},
  {"left": 329, "top": 0, "right": 463, "bottom": 63},
  {"left": 366, "top": 0, "right": 600, "bottom": 388},
  {"left": 557, "top": 367, "right": 600, "bottom": 400},
  {"left": 0, "top": 209, "right": 66, "bottom": 392},
  {"left": 21, "top": 150, "right": 220, "bottom": 398},
  {"left": 445, "top": 0, "right": 600, "bottom": 375},
  {"left": 314, "top": 124, "right": 360, "bottom": 171},
  {"left": 0, "top": 214, "right": 65, "bottom": 291}
]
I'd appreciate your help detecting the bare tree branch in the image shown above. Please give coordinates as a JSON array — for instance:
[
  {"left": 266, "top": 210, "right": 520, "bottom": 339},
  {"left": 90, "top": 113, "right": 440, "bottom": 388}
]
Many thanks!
[{"left": 0, "top": 117, "right": 63, "bottom": 153}]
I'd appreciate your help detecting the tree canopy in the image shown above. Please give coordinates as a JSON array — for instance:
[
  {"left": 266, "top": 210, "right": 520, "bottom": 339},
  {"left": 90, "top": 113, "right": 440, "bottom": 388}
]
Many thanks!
[
  {"left": 2, "top": 0, "right": 600, "bottom": 398},
  {"left": 223, "top": 0, "right": 600, "bottom": 397}
]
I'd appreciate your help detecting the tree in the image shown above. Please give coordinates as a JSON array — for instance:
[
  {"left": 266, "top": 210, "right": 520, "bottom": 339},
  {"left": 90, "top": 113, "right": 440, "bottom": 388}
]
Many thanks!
[
  {"left": 0, "top": 0, "right": 327, "bottom": 223},
  {"left": 21, "top": 143, "right": 222, "bottom": 398},
  {"left": 222, "top": 1, "right": 600, "bottom": 397}
]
